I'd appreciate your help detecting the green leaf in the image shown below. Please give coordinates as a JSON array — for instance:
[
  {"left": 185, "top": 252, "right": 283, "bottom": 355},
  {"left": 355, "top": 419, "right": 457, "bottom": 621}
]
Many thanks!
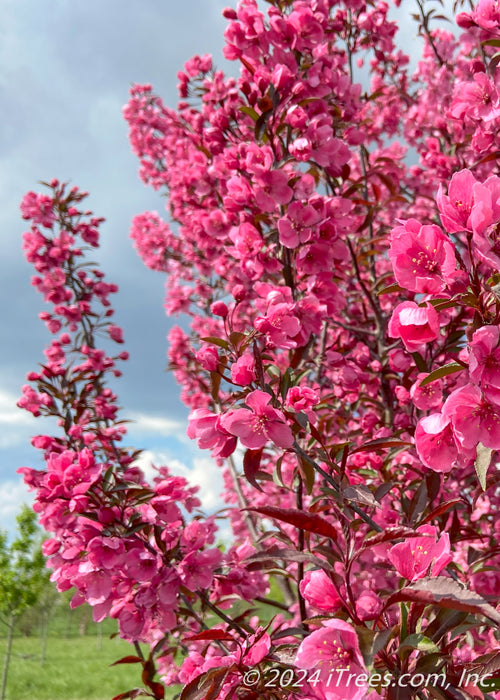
[
  {"left": 238, "top": 105, "right": 260, "bottom": 122},
  {"left": 210, "top": 371, "right": 222, "bottom": 402},
  {"left": 418, "top": 362, "right": 463, "bottom": 387},
  {"left": 229, "top": 331, "right": 246, "bottom": 350},
  {"left": 432, "top": 300, "right": 461, "bottom": 312},
  {"left": 200, "top": 336, "right": 229, "bottom": 350},
  {"left": 272, "top": 455, "right": 285, "bottom": 488},
  {"left": 399, "top": 633, "right": 439, "bottom": 654},
  {"left": 475, "top": 442, "right": 493, "bottom": 491},
  {"left": 297, "top": 454, "right": 315, "bottom": 494},
  {"left": 266, "top": 364, "right": 281, "bottom": 378},
  {"left": 412, "top": 352, "right": 428, "bottom": 373},
  {"left": 255, "top": 109, "right": 272, "bottom": 141},
  {"left": 376, "top": 283, "right": 404, "bottom": 296},
  {"left": 342, "top": 484, "right": 380, "bottom": 509},
  {"left": 488, "top": 51, "right": 500, "bottom": 75}
]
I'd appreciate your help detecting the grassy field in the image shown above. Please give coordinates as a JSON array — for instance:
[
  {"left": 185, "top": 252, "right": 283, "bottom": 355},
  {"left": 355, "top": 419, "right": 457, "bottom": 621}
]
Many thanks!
[{"left": 0, "top": 634, "right": 178, "bottom": 700}]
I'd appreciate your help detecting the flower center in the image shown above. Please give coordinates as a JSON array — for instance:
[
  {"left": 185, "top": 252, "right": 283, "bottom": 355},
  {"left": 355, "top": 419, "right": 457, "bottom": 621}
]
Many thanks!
[{"left": 411, "top": 247, "right": 439, "bottom": 275}]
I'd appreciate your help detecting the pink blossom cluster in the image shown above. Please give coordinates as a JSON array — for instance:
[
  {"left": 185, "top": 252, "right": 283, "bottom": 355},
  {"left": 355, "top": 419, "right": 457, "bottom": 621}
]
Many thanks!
[
  {"left": 17, "top": 1, "right": 500, "bottom": 699},
  {"left": 385, "top": 170, "right": 500, "bottom": 474},
  {"left": 17, "top": 186, "right": 268, "bottom": 677}
]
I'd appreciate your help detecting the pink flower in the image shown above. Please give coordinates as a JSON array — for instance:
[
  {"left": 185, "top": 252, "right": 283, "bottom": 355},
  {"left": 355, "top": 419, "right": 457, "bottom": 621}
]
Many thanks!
[
  {"left": 44, "top": 449, "right": 102, "bottom": 497},
  {"left": 278, "top": 201, "right": 322, "bottom": 249},
  {"left": 240, "top": 628, "right": 271, "bottom": 665},
  {"left": 124, "top": 549, "right": 158, "bottom": 582},
  {"left": 410, "top": 373, "right": 443, "bottom": 411},
  {"left": 87, "top": 537, "right": 126, "bottom": 570},
  {"left": 78, "top": 563, "right": 113, "bottom": 605},
  {"left": 254, "top": 302, "right": 301, "bottom": 349},
  {"left": 20, "top": 191, "right": 56, "bottom": 228},
  {"left": 415, "top": 412, "right": 473, "bottom": 473},
  {"left": 210, "top": 301, "right": 228, "bottom": 317},
  {"left": 231, "top": 353, "right": 256, "bottom": 385},
  {"left": 187, "top": 408, "right": 237, "bottom": 458},
  {"left": 295, "top": 619, "right": 368, "bottom": 700},
  {"left": 470, "top": 175, "right": 500, "bottom": 270},
  {"left": 473, "top": 0, "right": 500, "bottom": 28},
  {"left": 436, "top": 169, "right": 477, "bottom": 233},
  {"left": 469, "top": 325, "right": 500, "bottom": 400},
  {"left": 230, "top": 221, "right": 263, "bottom": 259},
  {"left": 355, "top": 590, "right": 382, "bottom": 622},
  {"left": 299, "top": 570, "right": 342, "bottom": 612},
  {"left": 108, "top": 324, "right": 124, "bottom": 343},
  {"left": 388, "top": 219, "right": 456, "bottom": 293},
  {"left": 195, "top": 344, "right": 219, "bottom": 372},
  {"left": 17, "top": 384, "right": 53, "bottom": 416},
  {"left": 442, "top": 383, "right": 500, "bottom": 450},
  {"left": 290, "top": 137, "right": 312, "bottom": 161},
  {"left": 288, "top": 6, "right": 324, "bottom": 48},
  {"left": 388, "top": 525, "right": 452, "bottom": 581},
  {"left": 225, "top": 176, "right": 253, "bottom": 208},
  {"left": 254, "top": 170, "right": 293, "bottom": 212},
  {"left": 387, "top": 301, "right": 440, "bottom": 352},
  {"left": 305, "top": 119, "right": 351, "bottom": 172},
  {"left": 449, "top": 73, "right": 500, "bottom": 123},
  {"left": 285, "top": 386, "right": 319, "bottom": 412},
  {"left": 115, "top": 604, "right": 145, "bottom": 639},
  {"left": 220, "top": 389, "right": 294, "bottom": 449},
  {"left": 178, "top": 549, "right": 223, "bottom": 591}
]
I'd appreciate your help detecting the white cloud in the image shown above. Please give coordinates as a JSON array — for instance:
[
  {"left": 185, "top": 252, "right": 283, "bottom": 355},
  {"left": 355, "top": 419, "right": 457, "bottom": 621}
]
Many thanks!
[
  {"left": 0, "top": 479, "right": 34, "bottom": 527},
  {"left": 0, "top": 389, "right": 35, "bottom": 426},
  {"left": 0, "top": 389, "right": 38, "bottom": 448},
  {"left": 170, "top": 456, "right": 225, "bottom": 512},
  {"left": 132, "top": 449, "right": 225, "bottom": 513},
  {"left": 131, "top": 449, "right": 169, "bottom": 483},
  {"left": 127, "top": 412, "right": 185, "bottom": 436}
]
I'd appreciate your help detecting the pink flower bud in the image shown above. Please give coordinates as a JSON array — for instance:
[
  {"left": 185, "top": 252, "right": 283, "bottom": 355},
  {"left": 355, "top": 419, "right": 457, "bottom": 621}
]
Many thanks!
[
  {"left": 210, "top": 301, "right": 228, "bottom": 317},
  {"left": 195, "top": 344, "right": 219, "bottom": 372},
  {"left": 388, "top": 301, "right": 440, "bottom": 352}
]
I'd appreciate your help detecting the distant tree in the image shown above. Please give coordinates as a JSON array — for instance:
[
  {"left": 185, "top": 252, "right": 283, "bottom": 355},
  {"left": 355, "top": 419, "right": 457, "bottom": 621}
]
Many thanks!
[{"left": 0, "top": 506, "right": 48, "bottom": 700}]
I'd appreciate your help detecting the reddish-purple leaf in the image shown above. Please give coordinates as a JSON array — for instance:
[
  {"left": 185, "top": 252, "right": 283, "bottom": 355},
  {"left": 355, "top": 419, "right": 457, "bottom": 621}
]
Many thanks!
[
  {"left": 243, "top": 448, "right": 264, "bottom": 492},
  {"left": 420, "top": 499, "right": 462, "bottom": 526},
  {"left": 110, "top": 656, "right": 144, "bottom": 666},
  {"left": 386, "top": 577, "right": 500, "bottom": 625},
  {"left": 459, "top": 651, "right": 500, "bottom": 682},
  {"left": 112, "top": 690, "right": 149, "bottom": 700},
  {"left": 351, "top": 438, "right": 413, "bottom": 454},
  {"left": 247, "top": 506, "right": 338, "bottom": 540},
  {"left": 185, "top": 629, "right": 235, "bottom": 642},
  {"left": 180, "top": 667, "right": 234, "bottom": 700},
  {"left": 244, "top": 545, "right": 331, "bottom": 571}
]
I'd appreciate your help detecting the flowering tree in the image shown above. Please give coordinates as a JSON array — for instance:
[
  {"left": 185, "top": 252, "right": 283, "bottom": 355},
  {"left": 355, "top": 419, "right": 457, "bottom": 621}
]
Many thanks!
[
  {"left": 0, "top": 506, "right": 48, "bottom": 700},
  {"left": 16, "top": 0, "right": 500, "bottom": 698}
]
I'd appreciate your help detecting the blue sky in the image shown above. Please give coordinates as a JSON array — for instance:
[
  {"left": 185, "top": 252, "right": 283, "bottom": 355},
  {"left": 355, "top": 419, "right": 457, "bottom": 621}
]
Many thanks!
[
  {"left": 0, "top": 0, "right": 242, "bottom": 534},
  {"left": 0, "top": 0, "right": 452, "bottom": 535}
]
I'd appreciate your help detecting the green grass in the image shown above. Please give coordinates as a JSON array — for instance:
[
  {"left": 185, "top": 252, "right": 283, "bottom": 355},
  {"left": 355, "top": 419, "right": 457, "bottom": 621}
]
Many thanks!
[
  {"left": 0, "top": 577, "right": 289, "bottom": 699},
  {"left": 0, "top": 634, "right": 178, "bottom": 700}
]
